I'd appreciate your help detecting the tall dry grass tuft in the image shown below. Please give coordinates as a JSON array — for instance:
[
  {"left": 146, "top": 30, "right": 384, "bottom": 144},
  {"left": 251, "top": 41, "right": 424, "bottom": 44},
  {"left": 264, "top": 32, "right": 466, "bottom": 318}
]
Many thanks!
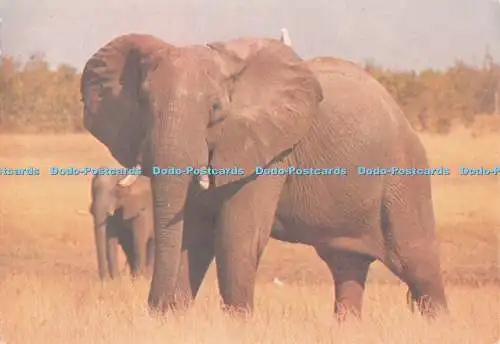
[{"left": 0, "top": 275, "right": 498, "bottom": 344}]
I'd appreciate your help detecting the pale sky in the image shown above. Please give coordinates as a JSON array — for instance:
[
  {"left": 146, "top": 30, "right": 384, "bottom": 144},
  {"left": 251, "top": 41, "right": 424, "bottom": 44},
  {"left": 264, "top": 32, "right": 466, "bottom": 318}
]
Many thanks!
[{"left": 1, "top": 0, "right": 499, "bottom": 72}]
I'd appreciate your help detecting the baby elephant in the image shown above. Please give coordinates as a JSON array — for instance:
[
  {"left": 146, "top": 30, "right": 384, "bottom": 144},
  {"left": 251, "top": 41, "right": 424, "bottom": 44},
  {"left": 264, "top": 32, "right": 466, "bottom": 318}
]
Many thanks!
[{"left": 89, "top": 172, "right": 154, "bottom": 280}]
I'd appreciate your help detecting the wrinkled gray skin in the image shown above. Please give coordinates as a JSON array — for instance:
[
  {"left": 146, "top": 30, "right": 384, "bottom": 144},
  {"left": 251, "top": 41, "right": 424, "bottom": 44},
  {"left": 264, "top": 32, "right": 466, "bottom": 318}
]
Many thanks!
[
  {"left": 90, "top": 173, "right": 154, "bottom": 280},
  {"left": 81, "top": 34, "right": 448, "bottom": 321}
]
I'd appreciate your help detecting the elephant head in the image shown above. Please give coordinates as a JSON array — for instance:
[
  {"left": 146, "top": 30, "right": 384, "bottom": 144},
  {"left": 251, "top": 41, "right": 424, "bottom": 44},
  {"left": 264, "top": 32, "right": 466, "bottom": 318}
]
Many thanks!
[{"left": 81, "top": 33, "right": 323, "bottom": 310}]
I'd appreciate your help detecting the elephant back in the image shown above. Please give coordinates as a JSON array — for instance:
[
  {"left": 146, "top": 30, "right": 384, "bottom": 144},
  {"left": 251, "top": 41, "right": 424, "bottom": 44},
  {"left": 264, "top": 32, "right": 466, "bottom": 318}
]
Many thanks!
[
  {"left": 306, "top": 57, "right": 374, "bottom": 83},
  {"left": 306, "top": 57, "right": 406, "bottom": 121}
]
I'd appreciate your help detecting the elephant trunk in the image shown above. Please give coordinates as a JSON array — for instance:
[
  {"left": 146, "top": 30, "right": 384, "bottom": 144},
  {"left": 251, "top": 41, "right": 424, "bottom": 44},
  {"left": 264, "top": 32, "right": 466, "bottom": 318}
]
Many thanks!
[
  {"left": 90, "top": 176, "right": 116, "bottom": 280},
  {"left": 147, "top": 101, "right": 207, "bottom": 312},
  {"left": 148, "top": 171, "right": 191, "bottom": 311},
  {"left": 93, "top": 220, "right": 108, "bottom": 280}
]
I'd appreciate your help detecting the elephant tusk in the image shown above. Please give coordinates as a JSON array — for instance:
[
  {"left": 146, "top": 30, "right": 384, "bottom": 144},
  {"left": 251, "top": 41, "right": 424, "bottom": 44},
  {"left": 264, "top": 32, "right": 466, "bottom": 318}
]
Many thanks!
[
  {"left": 118, "top": 174, "right": 138, "bottom": 187},
  {"left": 118, "top": 165, "right": 141, "bottom": 187},
  {"left": 198, "top": 174, "right": 210, "bottom": 190}
]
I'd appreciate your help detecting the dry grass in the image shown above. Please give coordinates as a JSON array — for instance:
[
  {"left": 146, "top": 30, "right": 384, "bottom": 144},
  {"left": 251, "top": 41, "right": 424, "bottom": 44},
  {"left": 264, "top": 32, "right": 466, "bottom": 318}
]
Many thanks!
[{"left": 0, "top": 130, "right": 499, "bottom": 343}]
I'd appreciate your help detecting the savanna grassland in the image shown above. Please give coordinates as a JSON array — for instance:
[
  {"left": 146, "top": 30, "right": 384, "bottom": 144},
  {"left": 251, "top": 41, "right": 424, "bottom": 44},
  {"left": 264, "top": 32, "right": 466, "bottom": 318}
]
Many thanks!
[{"left": 0, "top": 120, "right": 499, "bottom": 343}]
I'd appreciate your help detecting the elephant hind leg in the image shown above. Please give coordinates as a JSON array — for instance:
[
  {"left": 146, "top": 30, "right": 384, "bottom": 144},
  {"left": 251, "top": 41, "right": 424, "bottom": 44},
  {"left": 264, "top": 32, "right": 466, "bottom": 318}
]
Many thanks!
[
  {"left": 173, "top": 205, "right": 215, "bottom": 311},
  {"left": 385, "top": 255, "right": 448, "bottom": 318},
  {"left": 380, "top": 182, "right": 448, "bottom": 318},
  {"left": 316, "top": 248, "right": 374, "bottom": 322}
]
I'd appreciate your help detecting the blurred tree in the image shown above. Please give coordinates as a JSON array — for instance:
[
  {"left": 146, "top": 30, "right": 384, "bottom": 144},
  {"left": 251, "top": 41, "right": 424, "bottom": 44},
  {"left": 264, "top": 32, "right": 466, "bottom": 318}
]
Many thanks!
[{"left": 0, "top": 52, "right": 498, "bottom": 134}]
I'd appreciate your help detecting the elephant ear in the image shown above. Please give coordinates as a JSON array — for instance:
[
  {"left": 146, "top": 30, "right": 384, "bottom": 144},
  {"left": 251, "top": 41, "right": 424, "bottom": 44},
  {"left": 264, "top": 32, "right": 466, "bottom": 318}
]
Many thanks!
[
  {"left": 116, "top": 177, "right": 152, "bottom": 220},
  {"left": 81, "top": 34, "right": 172, "bottom": 168},
  {"left": 89, "top": 174, "right": 118, "bottom": 226},
  {"left": 206, "top": 39, "right": 323, "bottom": 187}
]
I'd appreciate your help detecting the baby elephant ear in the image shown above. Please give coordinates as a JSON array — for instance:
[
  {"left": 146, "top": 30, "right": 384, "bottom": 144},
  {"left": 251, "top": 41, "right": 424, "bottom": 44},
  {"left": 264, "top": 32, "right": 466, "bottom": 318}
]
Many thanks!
[
  {"left": 117, "top": 176, "right": 150, "bottom": 220},
  {"left": 209, "top": 40, "right": 323, "bottom": 187}
]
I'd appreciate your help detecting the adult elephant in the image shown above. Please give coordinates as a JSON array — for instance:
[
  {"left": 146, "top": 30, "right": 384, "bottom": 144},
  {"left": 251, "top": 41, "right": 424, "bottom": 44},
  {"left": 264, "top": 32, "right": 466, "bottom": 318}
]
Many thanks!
[
  {"left": 81, "top": 33, "right": 448, "bottom": 320},
  {"left": 89, "top": 172, "right": 154, "bottom": 280}
]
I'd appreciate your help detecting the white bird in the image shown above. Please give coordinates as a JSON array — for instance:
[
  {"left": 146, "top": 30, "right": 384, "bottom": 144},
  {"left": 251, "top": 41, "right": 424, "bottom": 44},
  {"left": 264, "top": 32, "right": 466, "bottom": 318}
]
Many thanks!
[
  {"left": 280, "top": 28, "right": 292, "bottom": 47},
  {"left": 273, "top": 277, "right": 284, "bottom": 287}
]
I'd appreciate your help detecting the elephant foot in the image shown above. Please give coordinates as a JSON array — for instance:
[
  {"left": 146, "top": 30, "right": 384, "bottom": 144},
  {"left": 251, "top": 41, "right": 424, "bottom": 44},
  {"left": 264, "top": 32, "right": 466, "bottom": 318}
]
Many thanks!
[
  {"left": 333, "top": 303, "right": 362, "bottom": 323},
  {"left": 220, "top": 302, "right": 252, "bottom": 321},
  {"left": 406, "top": 288, "right": 448, "bottom": 319},
  {"left": 130, "top": 270, "right": 148, "bottom": 280},
  {"left": 99, "top": 275, "right": 114, "bottom": 283},
  {"left": 148, "top": 290, "right": 194, "bottom": 319},
  {"left": 98, "top": 271, "right": 119, "bottom": 282},
  {"left": 98, "top": 273, "right": 109, "bottom": 281},
  {"left": 147, "top": 295, "right": 177, "bottom": 319},
  {"left": 131, "top": 274, "right": 148, "bottom": 283}
]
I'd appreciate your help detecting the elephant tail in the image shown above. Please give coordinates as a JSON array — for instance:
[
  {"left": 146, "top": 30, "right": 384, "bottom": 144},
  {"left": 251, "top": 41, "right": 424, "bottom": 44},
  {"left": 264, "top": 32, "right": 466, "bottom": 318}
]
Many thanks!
[{"left": 406, "top": 288, "right": 417, "bottom": 313}]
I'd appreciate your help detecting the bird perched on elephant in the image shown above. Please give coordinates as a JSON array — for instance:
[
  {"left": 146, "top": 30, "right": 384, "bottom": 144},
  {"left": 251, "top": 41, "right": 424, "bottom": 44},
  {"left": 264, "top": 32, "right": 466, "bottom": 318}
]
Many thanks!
[
  {"left": 81, "top": 33, "right": 448, "bottom": 321},
  {"left": 89, "top": 172, "right": 154, "bottom": 280}
]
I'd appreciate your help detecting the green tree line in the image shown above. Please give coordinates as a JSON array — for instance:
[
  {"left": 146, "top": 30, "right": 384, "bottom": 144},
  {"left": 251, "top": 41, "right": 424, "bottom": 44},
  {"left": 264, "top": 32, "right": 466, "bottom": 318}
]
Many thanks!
[{"left": 0, "top": 53, "right": 499, "bottom": 134}]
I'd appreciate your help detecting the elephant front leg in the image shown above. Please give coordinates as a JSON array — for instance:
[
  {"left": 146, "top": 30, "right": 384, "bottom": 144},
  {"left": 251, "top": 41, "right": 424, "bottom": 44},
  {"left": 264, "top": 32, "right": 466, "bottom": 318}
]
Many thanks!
[
  {"left": 131, "top": 214, "right": 150, "bottom": 278},
  {"left": 172, "top": 204, "right": 215, "bottom": 311},
  {"left": 106, "top": 238, "right": 120, "bottom": 278},
  {"left": 94, "top": 223, "right": 109, "bottom": 280},
  {"left": 215, "top": 175, "right": 285, "bottom": 316},
  {"left": 146, "top": 238, "right": 155, "bottom": 275}
]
